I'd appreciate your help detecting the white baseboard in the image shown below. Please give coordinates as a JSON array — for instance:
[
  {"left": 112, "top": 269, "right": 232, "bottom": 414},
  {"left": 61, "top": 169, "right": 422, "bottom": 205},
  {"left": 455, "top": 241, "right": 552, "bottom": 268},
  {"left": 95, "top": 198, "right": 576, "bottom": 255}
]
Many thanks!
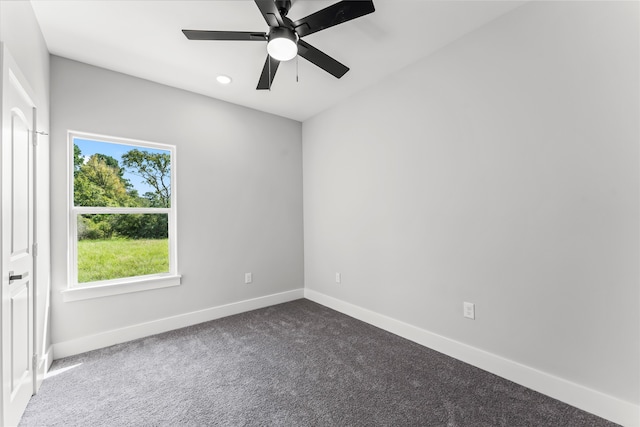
[
  {"left": 53, "top": 288, "right": 304, "bottom": 359},
  {"left": 304, "top": 289, "right": 639, "bottom": 427}
]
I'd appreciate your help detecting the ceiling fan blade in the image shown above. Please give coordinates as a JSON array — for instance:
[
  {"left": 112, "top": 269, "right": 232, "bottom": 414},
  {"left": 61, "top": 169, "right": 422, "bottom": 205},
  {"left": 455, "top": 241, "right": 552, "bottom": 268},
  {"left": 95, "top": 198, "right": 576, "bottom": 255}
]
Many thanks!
[
  {"left": 297, "top": 40, "right": 349, "bottom": 79},
  {"left": 254, "top": 0, "right": 285, "bottom": 28},
  {"left": 182, "top": 30, "right": 266, "bottom": 41},
  {"left": 293, "top": 0, "right": 375, "bottom": 38},
  {"left": 257, "top": 55, "right": 281, "bottom": 90}
]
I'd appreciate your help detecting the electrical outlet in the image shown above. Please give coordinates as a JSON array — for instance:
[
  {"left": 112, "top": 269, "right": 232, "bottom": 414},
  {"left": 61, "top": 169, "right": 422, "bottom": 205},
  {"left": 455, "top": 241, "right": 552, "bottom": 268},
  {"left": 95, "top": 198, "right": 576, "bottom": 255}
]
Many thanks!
[
  {"left": 245, "top": 273, "right": 252, "bottom": 284},
  {"left": 463, "top": 302, "right": 475, "bottom": 320},
  {"left": 335, "top": 272, "right": 341, "bottom": 284}
]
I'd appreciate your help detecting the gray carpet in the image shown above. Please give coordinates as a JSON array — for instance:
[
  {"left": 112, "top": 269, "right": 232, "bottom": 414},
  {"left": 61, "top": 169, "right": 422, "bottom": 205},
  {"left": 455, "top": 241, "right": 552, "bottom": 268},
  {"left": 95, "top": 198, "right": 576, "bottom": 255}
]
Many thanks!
[{"left": 20, "top": 299, "right": 617, "bottom": 426}]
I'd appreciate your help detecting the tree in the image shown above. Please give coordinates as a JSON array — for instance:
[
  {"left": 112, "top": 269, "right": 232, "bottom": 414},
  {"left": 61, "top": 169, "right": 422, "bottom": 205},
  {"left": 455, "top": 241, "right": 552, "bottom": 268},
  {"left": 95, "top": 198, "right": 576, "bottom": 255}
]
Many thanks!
[
  {"left": 121, "top": 149, "right": 171, "bottom": 208},
  {"left": 93, "top": 153, "right": 120, "bottom": 173},
  {"left": 74, "top": 155, "right": 135, "bottom": 207},
  {"left": 73, "top": 144, "right": 84, "bottom": 177},
  {"left": 142, "top": 191, "right": 164, "bottom": 208},
  {"left": 110, "top": 213, "right": 168, "bottom": 239},
  {"left": 94, "top": 153, "right": 134, "bottom": 191}
]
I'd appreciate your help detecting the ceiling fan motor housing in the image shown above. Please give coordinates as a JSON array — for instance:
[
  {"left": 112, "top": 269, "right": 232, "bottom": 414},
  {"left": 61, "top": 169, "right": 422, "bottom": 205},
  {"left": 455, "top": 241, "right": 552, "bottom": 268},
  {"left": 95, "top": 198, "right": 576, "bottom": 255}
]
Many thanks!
[
  {"left": 268, "top": 26, "right": 297, "bottom": 43},
  {"left": 275, "top": 0, "right": 292, "bottom": 17}
]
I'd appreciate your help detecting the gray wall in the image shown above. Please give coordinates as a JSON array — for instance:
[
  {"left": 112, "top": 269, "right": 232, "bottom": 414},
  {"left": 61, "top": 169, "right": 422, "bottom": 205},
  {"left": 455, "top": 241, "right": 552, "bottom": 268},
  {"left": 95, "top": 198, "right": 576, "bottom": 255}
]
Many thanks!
[
  {"left": 0, "top": 0, "right": 52, "bottom": 369},
  {"left": 303, "top": 1, "right": 639, "bottom": 405},
  {"left": 50, "top": 57, "right": 303, "bottom": 345}
]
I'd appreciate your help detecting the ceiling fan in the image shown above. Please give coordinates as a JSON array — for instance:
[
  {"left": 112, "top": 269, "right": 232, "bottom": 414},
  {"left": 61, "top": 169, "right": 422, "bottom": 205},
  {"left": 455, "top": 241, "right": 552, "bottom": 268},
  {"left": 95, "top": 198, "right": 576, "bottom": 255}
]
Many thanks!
[{"left": 182, "top": 0, "right": 375, "bottom": 90}]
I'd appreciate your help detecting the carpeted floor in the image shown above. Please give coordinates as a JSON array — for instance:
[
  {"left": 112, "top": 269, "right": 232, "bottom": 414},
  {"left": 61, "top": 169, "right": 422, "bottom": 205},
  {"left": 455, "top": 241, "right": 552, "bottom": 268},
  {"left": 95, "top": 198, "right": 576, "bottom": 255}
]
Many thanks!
[{"left": 20, "top": 299, "right": 617, "bottom": 426}]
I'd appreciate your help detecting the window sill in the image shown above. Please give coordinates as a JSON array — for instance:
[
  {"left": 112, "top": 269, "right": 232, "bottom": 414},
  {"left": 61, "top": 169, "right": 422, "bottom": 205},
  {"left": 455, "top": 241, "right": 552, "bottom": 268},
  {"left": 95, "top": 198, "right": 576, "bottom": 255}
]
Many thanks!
[{"left": 61, "top": 274, "right": 181, "bottom": 302}]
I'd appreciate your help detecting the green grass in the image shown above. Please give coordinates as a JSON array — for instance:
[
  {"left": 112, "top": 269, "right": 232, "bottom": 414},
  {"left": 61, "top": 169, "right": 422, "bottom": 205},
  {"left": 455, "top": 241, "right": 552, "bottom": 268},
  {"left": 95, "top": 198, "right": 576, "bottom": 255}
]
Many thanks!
[{"left": 77, "top": 238, "right": 169, "bottom": 283}]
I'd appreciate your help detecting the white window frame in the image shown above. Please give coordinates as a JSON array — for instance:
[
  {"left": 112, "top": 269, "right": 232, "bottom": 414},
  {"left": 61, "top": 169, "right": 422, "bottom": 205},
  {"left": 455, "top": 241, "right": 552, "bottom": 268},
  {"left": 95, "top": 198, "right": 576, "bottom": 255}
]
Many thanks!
[{"left": 63, "top": 130, "right": 180, "bottom": 302}]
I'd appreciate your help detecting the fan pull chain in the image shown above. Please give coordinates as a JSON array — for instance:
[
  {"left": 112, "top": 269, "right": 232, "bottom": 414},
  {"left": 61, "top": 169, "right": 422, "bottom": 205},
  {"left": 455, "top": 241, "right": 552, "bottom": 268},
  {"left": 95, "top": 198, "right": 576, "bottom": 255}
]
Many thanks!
[
  {"left": 296, "top": 55, "right": 299, "bottom": 83},
  {"left": 268, "top": 55, "right": 271, "bottom": 91}
]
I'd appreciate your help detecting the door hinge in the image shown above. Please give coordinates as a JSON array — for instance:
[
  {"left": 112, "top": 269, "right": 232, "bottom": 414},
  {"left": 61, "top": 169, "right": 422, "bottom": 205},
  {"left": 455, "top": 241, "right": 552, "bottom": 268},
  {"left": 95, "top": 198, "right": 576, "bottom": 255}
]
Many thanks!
[
  {"left": 32, "top": 242, "right": 38, "bottom": 257},
  {"left": 32, "top": 354, "right": 38, "bottom": 371}
]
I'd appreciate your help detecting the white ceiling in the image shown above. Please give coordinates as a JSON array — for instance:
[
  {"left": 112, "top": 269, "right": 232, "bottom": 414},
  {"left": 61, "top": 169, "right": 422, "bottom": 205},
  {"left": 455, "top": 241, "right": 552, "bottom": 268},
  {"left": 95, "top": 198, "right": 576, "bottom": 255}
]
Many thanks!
[{"left": 30, "top": 0, "right": 524, "bottom": 122}]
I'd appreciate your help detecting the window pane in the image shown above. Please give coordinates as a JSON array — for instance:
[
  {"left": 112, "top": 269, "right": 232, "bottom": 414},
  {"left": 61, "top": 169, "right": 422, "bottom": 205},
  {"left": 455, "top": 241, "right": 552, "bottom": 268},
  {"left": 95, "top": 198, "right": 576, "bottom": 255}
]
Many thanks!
[
  {"left": 73, "top": 138, "right": 171, "bottom": 208},
  {"left": 77, "top": 214, "right": 169, "bottom": 283}
]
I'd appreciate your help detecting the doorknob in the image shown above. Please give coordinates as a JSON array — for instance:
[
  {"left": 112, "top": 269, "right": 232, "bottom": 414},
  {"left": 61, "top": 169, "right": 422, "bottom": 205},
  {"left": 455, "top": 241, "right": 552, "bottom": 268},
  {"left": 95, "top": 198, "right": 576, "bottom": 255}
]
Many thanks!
[{"left": 8, "top": 271, "right": 27, "bottom": 284}]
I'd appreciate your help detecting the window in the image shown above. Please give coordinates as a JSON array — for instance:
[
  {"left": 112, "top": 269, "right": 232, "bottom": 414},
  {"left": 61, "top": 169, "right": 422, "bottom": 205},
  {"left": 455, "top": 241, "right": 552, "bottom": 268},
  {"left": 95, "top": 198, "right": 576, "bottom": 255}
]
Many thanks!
[{"left": 65, "top": 131, "right": 179, "bottom": 301}]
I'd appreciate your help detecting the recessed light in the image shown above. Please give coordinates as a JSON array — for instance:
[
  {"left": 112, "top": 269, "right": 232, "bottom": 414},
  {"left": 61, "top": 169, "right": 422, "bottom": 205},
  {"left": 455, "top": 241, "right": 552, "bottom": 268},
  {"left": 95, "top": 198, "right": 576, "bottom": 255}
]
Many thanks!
[{"left": 216, "top": 75, "right": 232, "bottom": 85}]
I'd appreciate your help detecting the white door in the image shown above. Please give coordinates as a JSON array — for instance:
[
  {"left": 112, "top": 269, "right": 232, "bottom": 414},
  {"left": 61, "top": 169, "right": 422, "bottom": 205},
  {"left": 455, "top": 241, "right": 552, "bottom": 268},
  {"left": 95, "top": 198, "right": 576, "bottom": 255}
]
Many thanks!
[{"left": 1, "top": 46, "right": 35, "bottom": 427}]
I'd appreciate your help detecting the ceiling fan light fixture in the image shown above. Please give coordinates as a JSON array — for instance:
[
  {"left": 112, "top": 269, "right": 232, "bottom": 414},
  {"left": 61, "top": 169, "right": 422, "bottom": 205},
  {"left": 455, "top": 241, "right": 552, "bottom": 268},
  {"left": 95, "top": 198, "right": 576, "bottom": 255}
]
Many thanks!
[{"left": 267, "top": 27, "right": 298, "bottom": 61}]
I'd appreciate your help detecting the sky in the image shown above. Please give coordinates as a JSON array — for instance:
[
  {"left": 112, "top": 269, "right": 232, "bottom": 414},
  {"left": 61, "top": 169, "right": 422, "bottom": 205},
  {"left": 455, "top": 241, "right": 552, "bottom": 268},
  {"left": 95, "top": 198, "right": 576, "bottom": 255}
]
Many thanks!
[{"left": 74, "top": 137, "right": 170, "bottom": 196}]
